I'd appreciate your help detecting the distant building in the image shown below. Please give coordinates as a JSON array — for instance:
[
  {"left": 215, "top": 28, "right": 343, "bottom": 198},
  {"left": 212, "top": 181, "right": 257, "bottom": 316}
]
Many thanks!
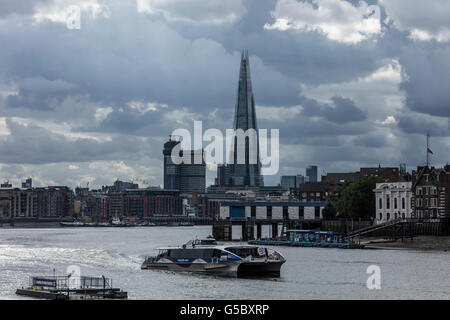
[
  {"left": 1, "top": 181, "right": 12, "bottom": 188},
  {"left": 110, "top": 180, "right": 138, "bottom": 192},
  {"left": 162, "top": 137, "right": 206, "bottom": 194},
  {"left": 373, "top": 182, "right": 413, "bottom": 224},
  {"left": 179, "top": 149, "right": 206, "bottom": 194},
  {"left": 163, "top": 138, "right": 181, "bottom": 190},
  {"left": 298, "top": 182, "right": 330, "bottom": 203},
  {"left": 306, "top": 166, "right": 318, "bottom": 182},
  {"left": 228, "top": 50, "right": 264, "bottom": 187},
  {"left": 21, "top": 178, "right": 32, "bottom": 189},
  {"left": 108, "top": 187, "right": 183, "bottom": 218}
]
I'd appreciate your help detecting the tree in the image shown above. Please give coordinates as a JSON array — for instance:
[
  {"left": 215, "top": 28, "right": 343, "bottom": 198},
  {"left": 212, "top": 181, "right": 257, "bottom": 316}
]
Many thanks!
[
  {"left": 336, "top": 177, "right": 383, "bottom": 219},
  {"left": 322, "top": 203, "right": 337, "bottom": 220}
]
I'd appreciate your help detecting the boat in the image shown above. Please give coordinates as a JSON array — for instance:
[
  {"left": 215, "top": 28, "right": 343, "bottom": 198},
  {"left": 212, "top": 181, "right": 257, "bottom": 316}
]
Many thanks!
[
  {"left": 287, "top": 230, "right": 365, "bottom": 249},
  {"left": 141, "top": 237, "right": 286, "bottom": 278},
  {"left": 111, "top": 217, "right": 125, "bottom": 227},
  {"left": 59, "top": 221, "right": 85, "bottom": 227},
  {"left": 179, "top": 222, "right": 194, "bottom": 227}
]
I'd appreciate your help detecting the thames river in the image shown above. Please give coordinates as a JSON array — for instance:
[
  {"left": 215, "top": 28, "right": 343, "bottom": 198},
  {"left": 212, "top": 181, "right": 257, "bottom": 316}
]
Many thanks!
[{"left": 0, "top": 226, "right": 448, "bottom": 300}]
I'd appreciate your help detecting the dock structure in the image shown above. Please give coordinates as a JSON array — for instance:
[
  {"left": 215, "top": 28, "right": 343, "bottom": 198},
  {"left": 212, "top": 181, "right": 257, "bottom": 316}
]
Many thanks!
[
  {"left": 16, "top": 276, "right": 127, "bottom": 300},
  {"left": 213, "top": 201, "right": 328, "bottom": 241}
]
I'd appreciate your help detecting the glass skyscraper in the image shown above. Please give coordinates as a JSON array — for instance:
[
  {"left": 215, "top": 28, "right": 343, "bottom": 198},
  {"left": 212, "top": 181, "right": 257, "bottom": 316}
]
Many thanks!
[{"left": 228, "top": 50, "right": 264, "bottom": 187}]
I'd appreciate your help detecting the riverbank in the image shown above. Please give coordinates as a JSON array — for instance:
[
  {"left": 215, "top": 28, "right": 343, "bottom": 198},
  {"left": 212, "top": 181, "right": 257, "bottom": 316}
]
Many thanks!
[{"left": 363, "top": 236, "right": 450, "bottom": 252}]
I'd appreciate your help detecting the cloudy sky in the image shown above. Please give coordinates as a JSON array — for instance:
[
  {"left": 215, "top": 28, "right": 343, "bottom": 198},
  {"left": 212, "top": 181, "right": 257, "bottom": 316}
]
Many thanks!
[{"left": 1, "top": 0, "right": 450, "bottom": 189}]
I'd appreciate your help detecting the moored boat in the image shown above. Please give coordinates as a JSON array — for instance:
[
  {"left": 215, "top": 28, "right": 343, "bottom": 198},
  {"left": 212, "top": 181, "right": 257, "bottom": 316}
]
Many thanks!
[
  {"left": 59, "top": 221, "right": 85, "bottom": 227},
  {"left": 141, "top": 238, "right": 286, "bottom": 278}
]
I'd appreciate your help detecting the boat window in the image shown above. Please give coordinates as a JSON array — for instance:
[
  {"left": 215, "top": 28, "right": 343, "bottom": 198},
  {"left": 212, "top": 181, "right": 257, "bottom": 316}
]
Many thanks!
[
  {"left": 225, "top": 247, "right": 260, "bottom": 258},
  {"left": 168, "top": 249, "right": 217, "bottom": 259},
  {"left": 200, "top": 239, "right": 217, "bottom": 245}
]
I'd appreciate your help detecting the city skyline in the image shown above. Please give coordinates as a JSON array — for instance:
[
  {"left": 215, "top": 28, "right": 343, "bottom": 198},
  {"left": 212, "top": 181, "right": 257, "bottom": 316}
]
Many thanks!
[{"left": 0, "top": 1, "right": 449, "bottom": 190}]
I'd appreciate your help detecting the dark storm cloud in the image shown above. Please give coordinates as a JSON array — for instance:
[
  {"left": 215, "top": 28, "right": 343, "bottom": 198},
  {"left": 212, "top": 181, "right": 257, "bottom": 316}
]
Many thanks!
[
  {"left": 5, "top": 76, "right": 76, "bottom": 110},
  {"left": 397, "top": 113, "right": 450, "bottom": 137},
  {"left": 398, "top": 44, "right": 450, "bottom": 118},
  {"left": 1, "top": 0, "right": 450, "bottom": 188},
  {"left": 302, "top": 96, "right": 367, "bottom": 124}
]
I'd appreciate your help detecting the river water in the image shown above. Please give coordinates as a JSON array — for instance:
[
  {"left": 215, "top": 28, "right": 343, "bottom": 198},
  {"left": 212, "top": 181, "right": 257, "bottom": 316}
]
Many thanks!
[{"left": 0, "top": 226, "right": 448, "bottom": 300}]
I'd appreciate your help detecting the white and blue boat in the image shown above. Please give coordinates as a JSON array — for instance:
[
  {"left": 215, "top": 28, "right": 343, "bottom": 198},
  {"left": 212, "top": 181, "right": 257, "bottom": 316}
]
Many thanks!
[{"left": 141, "top": 238, "right": 286, "bottom": 277}]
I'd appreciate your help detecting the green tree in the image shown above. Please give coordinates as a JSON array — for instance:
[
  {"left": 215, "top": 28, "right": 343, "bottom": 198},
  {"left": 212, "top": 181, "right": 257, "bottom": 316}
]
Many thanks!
[
  {"left": 322, "top": 203, "right": 337, "bottom": 220},
  {"left": 336, "top": 177, "right": 383, "bottom": 219}
]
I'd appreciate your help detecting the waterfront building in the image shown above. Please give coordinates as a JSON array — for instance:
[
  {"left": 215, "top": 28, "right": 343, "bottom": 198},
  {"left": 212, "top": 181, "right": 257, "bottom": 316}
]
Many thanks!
[
  {"left": 411, "top": 165, "right": 450, "bottom": 220},
  {"left": 373, "top": 181, "right": 413, "bottom": 224},
  {"left": 228, "top": 50, "right": 264, "bottom": 187},
  {"left": 0, "top": 186, "right": 73, "bottom": 219},
  {"left": 218, "top": 201, "right": 326, "bottom": 222}
]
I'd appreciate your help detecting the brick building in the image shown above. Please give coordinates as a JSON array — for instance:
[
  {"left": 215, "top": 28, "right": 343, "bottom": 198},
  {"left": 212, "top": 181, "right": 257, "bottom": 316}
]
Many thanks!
[{"left": 411, "top": 165, "right": 450, "bottom": 220}]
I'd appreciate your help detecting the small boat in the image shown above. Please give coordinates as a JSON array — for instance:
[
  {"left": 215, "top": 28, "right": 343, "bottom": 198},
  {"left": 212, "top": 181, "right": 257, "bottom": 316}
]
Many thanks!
[
  {"left": 179, "top": 222, "right": 194, "bottom": 227},
  {"left": 60, "top": 221, "right": 85, "bottom": 227},
  {"left": 141, "top": 237, "right": 286, "bottom": 278},
  {"left": 111, "top": 217, "right": 125, "bottom": 227}
]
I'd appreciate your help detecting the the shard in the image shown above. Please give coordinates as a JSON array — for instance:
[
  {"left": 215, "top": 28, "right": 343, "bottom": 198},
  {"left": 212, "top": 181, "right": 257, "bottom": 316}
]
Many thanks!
[{"left": 229, "top": 50, "right": 264, "bottom": 187}]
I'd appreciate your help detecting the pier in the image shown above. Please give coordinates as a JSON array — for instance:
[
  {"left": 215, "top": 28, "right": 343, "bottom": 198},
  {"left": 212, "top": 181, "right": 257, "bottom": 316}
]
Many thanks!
[{"left": 16, "top": 276, "right": 127, "bottom": 300}]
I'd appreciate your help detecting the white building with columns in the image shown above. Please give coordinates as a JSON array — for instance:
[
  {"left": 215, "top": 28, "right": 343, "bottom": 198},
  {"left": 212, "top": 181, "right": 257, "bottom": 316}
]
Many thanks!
[{"left": 373, "top": 182, "right": 413, "bottom": 224}]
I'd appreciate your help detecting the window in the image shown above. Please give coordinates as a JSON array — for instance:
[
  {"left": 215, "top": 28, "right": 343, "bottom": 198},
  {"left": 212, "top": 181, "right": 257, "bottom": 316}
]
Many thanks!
[
  {"left": 416, "top": 198, "right": 422, "bottom": 207},
  {"left": 299, "top": 207, "right": 304, "bottom": 218},
  {"left": 379, "top": 198, "right": 382, "bottom": 209},
  {"left": 379, "top": 212, "right": 383, "bottom": 220},
  {"left": 387, "top": 213, "right": 390, "bottom": 220},
  {"left": 386, "top": 195, "right": 390, "bottom": 210},
  {"left": 283, "top": 206, "right": 288, "bottom": 219},
  {"left": 417, "top": 187, "right": 422, "bottom": 195},
  {"left": 314, "top": 207, "right": 320, "bottom": 218},
  {"left": 394, "top": 198, "right": 398, "bottom": 209},
  {"left": 251, "top": 206, "right": 256, "bottom": 218},
  {"left": 402, "top": 198, "right": 405, "bottom": 210},
  {"left": 267, "top": 206, "right": 272, "bottom": 218}
]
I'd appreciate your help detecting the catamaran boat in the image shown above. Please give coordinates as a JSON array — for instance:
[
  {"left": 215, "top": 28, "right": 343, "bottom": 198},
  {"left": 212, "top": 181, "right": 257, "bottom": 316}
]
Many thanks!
[{"left": 141, "top": 238, "right": 286, "bottom": 278}]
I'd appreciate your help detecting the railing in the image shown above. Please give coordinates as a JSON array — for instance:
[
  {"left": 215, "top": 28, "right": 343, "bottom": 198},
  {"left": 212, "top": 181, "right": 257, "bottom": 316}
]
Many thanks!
[{"left": 30, "top": 276, "right": 112, "bottom": 290}]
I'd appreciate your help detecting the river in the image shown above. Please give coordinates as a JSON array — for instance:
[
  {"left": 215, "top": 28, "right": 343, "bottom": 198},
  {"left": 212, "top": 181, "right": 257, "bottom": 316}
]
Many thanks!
[{"left": 0, "top": 226, "right": 448, "bottom": 299}]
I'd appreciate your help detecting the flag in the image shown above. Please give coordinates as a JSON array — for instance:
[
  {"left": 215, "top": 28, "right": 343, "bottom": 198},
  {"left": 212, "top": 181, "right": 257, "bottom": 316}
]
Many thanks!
[{"left": 427, "top": 148, "right": 433, "bottom": 154}]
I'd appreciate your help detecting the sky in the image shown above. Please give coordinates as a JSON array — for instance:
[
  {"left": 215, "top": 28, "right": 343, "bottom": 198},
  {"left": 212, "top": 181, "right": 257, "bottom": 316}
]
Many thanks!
[{"left": 1, "top": 0, "right": 450, "bottom": 189}]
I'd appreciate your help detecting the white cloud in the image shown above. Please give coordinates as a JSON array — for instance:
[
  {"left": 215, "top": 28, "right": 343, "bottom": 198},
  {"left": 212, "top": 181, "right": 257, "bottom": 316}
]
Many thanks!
[
  {"left": 264, "top": 0, "right": 382, "bottom": 44},
  {"left": 136, "top": 0, "right": 246, "bottom": 24},
  {"left": 127, "top": 101, "right": 168, "bottom": 114},
  {"left": 380, "top": 0, "right": 450, "bottom": 42},
  {"left": 33, "top": 0, "right": 109, "bottom": 24},
  {"left": 379, "top": 115, "right": 397, "bottom": 125},
  {"left": 94, "top": 106, "right": 113, "bottom": 122}
]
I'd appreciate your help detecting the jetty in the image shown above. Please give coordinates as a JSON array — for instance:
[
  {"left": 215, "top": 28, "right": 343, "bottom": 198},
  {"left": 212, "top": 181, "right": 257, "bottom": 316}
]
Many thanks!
[{"left": 16, "top": 275, "right": 127, "bottom": 300}]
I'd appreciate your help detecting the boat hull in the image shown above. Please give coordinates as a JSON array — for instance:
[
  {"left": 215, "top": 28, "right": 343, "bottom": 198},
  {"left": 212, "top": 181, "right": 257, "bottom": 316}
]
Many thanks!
[{"left": 141, "top": 259, "right": 284, "bottom": 278}]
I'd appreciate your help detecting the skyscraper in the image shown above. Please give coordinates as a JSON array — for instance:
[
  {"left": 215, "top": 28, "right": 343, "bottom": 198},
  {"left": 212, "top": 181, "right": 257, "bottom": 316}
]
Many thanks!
[
  {"left": 306, "top": 165, "right": 318, "bottom": 182},
  {"left": 229, "top": 50, "right": 263, "bottom": 187},
  {"left": 163, "top": 137, "right": 206, "bottom": 193}
]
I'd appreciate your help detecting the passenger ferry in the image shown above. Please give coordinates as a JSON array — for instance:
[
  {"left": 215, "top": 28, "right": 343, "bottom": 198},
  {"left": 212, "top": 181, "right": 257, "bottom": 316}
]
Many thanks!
[{"left": 141, "top": 238, "right": 286, "bottom": 277}]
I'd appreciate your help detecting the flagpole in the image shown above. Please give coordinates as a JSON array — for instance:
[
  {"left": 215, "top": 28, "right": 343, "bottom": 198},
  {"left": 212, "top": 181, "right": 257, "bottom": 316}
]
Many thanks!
[{"left": 426, "top": 132, "right": 430, "bottom": 167}]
